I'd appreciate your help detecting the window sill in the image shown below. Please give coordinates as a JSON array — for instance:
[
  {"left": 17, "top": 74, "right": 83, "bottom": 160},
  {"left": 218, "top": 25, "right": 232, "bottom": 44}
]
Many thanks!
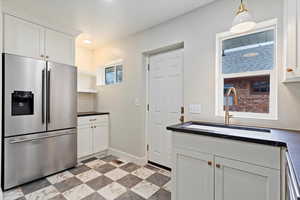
[{"left": 216, "top": 111, "right": 278, "bottom": 121}]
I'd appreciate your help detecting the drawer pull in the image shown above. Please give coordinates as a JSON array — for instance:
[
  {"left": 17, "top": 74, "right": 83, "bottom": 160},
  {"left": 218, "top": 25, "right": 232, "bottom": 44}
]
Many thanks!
[
  {"left": 208, "top": 161, "right": 212, "bottom": 166},
  {"left": 216, "top": 164, "right": 221, "bottom": 168}
]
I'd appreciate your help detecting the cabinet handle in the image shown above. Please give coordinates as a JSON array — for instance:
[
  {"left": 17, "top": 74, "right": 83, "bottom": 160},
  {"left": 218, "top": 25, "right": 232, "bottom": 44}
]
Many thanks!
[
  {"left": 41, "top": 54, "right": 44, "bottom": 58},
  {"left": 46, "top": 56, "right": 49, "bottom": 59},
  {"left": 216, "top": 164, "right": 221, "bottom": 168},
  {"left": 208, "top": 161, "right": 212, "bottom": 166},
  {"left": 287, "top": 68, "right": 294, "bottom": 72}
]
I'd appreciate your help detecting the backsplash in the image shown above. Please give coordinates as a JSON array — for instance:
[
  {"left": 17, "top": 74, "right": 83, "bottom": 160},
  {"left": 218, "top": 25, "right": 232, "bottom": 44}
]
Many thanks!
[{"left": 77, "top": 93, "right": 97, "bottom": 112}]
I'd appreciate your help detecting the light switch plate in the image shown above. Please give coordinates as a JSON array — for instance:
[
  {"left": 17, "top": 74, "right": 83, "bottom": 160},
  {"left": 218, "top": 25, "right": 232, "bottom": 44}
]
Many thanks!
[{"left": 189, "top": 104, "right": 201, "bottom": 114}]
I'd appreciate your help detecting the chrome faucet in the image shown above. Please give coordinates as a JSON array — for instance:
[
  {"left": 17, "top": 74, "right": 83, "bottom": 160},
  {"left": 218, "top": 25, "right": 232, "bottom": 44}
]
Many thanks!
[{"left": 225, "top": 87, "right": 238, "bottom": 125}]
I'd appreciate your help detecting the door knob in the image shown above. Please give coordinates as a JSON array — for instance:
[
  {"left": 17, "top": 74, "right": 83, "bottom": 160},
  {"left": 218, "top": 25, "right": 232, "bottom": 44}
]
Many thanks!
[
  {"left": 208, "top": 161, "right": 212, "bottom": 166},
  {"left": 287, "top": 68, "right": 294, "bottom": 72}
]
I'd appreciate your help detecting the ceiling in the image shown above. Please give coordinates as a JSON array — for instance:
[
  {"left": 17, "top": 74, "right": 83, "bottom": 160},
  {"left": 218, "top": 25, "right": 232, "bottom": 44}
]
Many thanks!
[{"left": 3, "top": 0, "right": 215, "bottom": 49}]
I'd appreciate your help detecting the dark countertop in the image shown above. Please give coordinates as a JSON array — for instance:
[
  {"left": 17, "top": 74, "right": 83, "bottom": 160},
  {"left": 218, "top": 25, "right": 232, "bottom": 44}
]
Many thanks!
[
  {"left": 77, "top": 112, "right": 110, "bottom": 117},
  {"left": 167, "top": 121, "right": 300, "bottom": 192}
]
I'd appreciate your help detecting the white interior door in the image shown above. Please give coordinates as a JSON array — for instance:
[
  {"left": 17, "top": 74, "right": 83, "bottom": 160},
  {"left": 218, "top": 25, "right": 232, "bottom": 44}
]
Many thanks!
[{"left": 148, "top": 48, "right": 184, "bottom": 168}]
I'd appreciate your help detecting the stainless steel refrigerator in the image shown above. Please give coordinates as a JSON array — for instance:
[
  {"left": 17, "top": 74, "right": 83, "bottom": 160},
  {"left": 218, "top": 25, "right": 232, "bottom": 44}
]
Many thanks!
[{"left": 2, "top": 53, "right": 77, "bottom": 190}]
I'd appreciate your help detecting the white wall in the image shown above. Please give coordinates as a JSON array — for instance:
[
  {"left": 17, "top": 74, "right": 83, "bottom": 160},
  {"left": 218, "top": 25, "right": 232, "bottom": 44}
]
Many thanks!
[
  {"left": 93, "top": 0, "right": 300, "bottom": 158},
  {"left": 76, "top": 46, "right": 97, "bottom": 112}
]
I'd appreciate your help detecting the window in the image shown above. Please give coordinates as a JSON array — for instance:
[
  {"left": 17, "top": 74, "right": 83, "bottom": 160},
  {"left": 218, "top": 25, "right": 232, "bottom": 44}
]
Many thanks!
[
  {"left": 104, "top": 64, "right": 123, "bottom": 85},
  {"left": 216, "top": 20, "right": 278, "bottom": 119}
]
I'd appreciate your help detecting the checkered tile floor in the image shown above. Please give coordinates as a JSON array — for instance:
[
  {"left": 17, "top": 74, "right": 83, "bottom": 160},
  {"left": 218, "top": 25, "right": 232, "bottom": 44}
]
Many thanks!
[{"left": 4, "top": 155, "right": 171, "bottom": 200}]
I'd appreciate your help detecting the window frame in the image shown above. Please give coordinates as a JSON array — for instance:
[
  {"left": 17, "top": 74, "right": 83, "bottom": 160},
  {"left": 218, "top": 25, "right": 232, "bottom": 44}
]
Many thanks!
[
  {"left": 103, "top": 60, "right": 123, "bottom": 86},
  {"left": 215, "top": 19, "right": 278, "bottom": 120}
]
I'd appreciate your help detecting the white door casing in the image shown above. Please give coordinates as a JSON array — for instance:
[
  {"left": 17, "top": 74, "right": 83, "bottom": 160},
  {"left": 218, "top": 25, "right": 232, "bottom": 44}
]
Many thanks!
[{"left": 148, "top": 48, "right": 184, "bottom": 168}]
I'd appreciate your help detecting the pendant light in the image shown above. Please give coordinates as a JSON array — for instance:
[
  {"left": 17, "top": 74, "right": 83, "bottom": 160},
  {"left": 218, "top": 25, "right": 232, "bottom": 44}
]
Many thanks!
[{"left": 231, "top": 0, "right": 256, "bottom": 34}]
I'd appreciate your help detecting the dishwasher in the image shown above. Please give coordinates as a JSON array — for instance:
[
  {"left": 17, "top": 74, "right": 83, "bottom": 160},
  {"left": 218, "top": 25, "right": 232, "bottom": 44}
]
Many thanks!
[{"left": 286, "top": 152, "right": 300, "bottom": 200}]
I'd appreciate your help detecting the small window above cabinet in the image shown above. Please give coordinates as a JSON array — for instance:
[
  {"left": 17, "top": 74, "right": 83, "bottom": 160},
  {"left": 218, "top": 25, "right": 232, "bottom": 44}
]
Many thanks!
[
  {"left": 283, "top": 0, "right": 300, "bottom": 82},
  {"left": 97, "top": 60, "right": 123, "bottom": 86}
]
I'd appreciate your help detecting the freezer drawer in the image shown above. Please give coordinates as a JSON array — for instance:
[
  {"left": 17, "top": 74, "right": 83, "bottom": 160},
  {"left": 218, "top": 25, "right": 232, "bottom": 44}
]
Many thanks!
[{"left": 3, "top": 129, "right": 77, "bottom": 190}]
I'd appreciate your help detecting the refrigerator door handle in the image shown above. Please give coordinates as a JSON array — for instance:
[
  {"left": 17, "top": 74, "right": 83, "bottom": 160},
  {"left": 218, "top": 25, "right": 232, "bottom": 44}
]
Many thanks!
[
  {"left": 9, "top": 131, "right": 76, "bottom": 144},
  {"left": 42, "top": 69, "right": 45, "bottom": 124},
  {"left": 47, "top": 68, "right": 51, "bottom": 123}
]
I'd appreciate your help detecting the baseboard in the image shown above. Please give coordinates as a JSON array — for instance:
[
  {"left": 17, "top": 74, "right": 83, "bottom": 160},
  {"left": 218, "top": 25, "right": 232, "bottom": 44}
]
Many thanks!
[
  {"left": 108, "top": 148, "right": 147, "bottom": 166},
  {"left": 77, "top": 150, "right": 108, "bottom": 163}
]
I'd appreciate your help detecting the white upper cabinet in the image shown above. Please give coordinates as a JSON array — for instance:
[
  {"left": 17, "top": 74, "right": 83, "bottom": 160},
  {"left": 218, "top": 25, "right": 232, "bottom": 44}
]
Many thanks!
[
  {"left": 4, "top": 15, "right": 44, "bottom": 60},
  {"left": 3, "top": 14, "right": 75, "bottom": 65},
  {"left": 45, "top": 29, "right": 74, "bottom": 65},
  {"left": 283, "top": 0, "right": 300, "bottom": 82}
]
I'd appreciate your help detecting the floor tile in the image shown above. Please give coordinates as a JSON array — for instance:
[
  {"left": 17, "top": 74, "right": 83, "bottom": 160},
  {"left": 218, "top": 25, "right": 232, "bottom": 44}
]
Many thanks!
[
  {"left": 146, "top": 173, "right": 171, "bottom": 187},
  {"left": 49, "top": 194, "right": 68, "bottom": 200},
  {"left": 47, "top": 171, "right": 74, "bottom": 184},
  {"left": 4, "top": 187, "right": 24, "bottom": 200},
  {"left": 81, "top": 157, "right": 98, "bottom": 164},
  {"left": 76, "top": 169, "right": 102, "bottom": 183},
  {"left": 148, "top": 189, "right": 171, "bottom": 200},
  {"left": 86, "top": 160, "right": 106, "bottom": 169},
  {"left": 117, "top": 174, "right": 143, "bottom": 188},
  {"left": 86, "top": 176, "right": 113, "bottom": 191},
  {"left": 95, "top": 164, "right": 116, "bottom": 174},
  {"left": 131, "top": 180, "right": 160, "bottom": 199},
  {"left": 25, "top": 185, "right": 59, "bottom": 200},
  {"left": 62, "top": 184, "right": 94, "bottom": 200},
  {"left": 69, "top": 165, "right": 91, "bottom": 175},
  {"left": 21, "top": 179, "right": 51, "bottom": 195},
  {"left": 132, "top": 167, "right": 155, "bottom": 179},
  {"left": 81, "top": 192, "right": 106, "bottom": 200},
  {"left": 104, "top": 168, "right": 128, "bottom": 181},
  {"left": 120, "top": 163, "right": 140, "bottom": 173},
  {"left": 54, "top": 177, "right": 82, "bottom": 193},
  {"left": 100, "top": 155, "right": 119, "bottom": 162},
  {"left": 3, "top": 156, "right": 172, "bottom": 200},
  {"left": 162, "top": 181, "right": 171, "bottom": 192},
  {"left": 98, "top": 182, "right": 127, "bottom": 200},
  {"left": 115, "top": 191, "right": 145, "bottom": 200}
]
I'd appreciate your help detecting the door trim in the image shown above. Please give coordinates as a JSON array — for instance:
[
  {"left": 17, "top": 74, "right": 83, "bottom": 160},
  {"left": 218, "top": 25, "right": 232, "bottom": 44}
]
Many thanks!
[{"left": 143, "top": 42, "right": 185, "bottom": 168}]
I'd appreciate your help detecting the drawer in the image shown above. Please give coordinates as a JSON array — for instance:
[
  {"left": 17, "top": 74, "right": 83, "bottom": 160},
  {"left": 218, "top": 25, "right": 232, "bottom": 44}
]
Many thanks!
[
  {"left": 78, "top": 115, "right": 109, "bottom": 126},
  {"left": 173, "top": 132, "right": 282, "bottom": 170}
]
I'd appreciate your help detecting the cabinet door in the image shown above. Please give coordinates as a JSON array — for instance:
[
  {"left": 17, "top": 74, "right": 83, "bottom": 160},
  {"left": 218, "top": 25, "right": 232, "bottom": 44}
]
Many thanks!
[
  {"left": 92, "top": 123, "right": 109, "bottom": 153},
  {"left": 45, "top": 29, "right": 74, "bottom": 65},
  {"left": 4, "top": 14, "right": 44, "bottom": 59},
  {"left": 215, "top": 156, "right": 280, "bottom": 200},
  {"left": 77, "top": 125, "right": 93, "bottom": 158},
  {"left": 172, "top": 148, "right": 214, "bottom": 200}
]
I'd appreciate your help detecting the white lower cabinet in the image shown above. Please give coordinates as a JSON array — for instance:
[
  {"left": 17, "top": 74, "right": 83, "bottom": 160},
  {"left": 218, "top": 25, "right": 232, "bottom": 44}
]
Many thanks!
[
  {"left": 77, "top": 115, "right": 109, "bottom": 159},
  {"left": 172, "top": 148, "right": 214, "bottom": 200},
  {"left": 214, "top": 156, "right": 280, "bottom": 200},
  {"left": 172, "top": 132, "right": 283, "bottom": 200},
  {"left": 77, "top": 125, "right": 93, "bottom": 158}
]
